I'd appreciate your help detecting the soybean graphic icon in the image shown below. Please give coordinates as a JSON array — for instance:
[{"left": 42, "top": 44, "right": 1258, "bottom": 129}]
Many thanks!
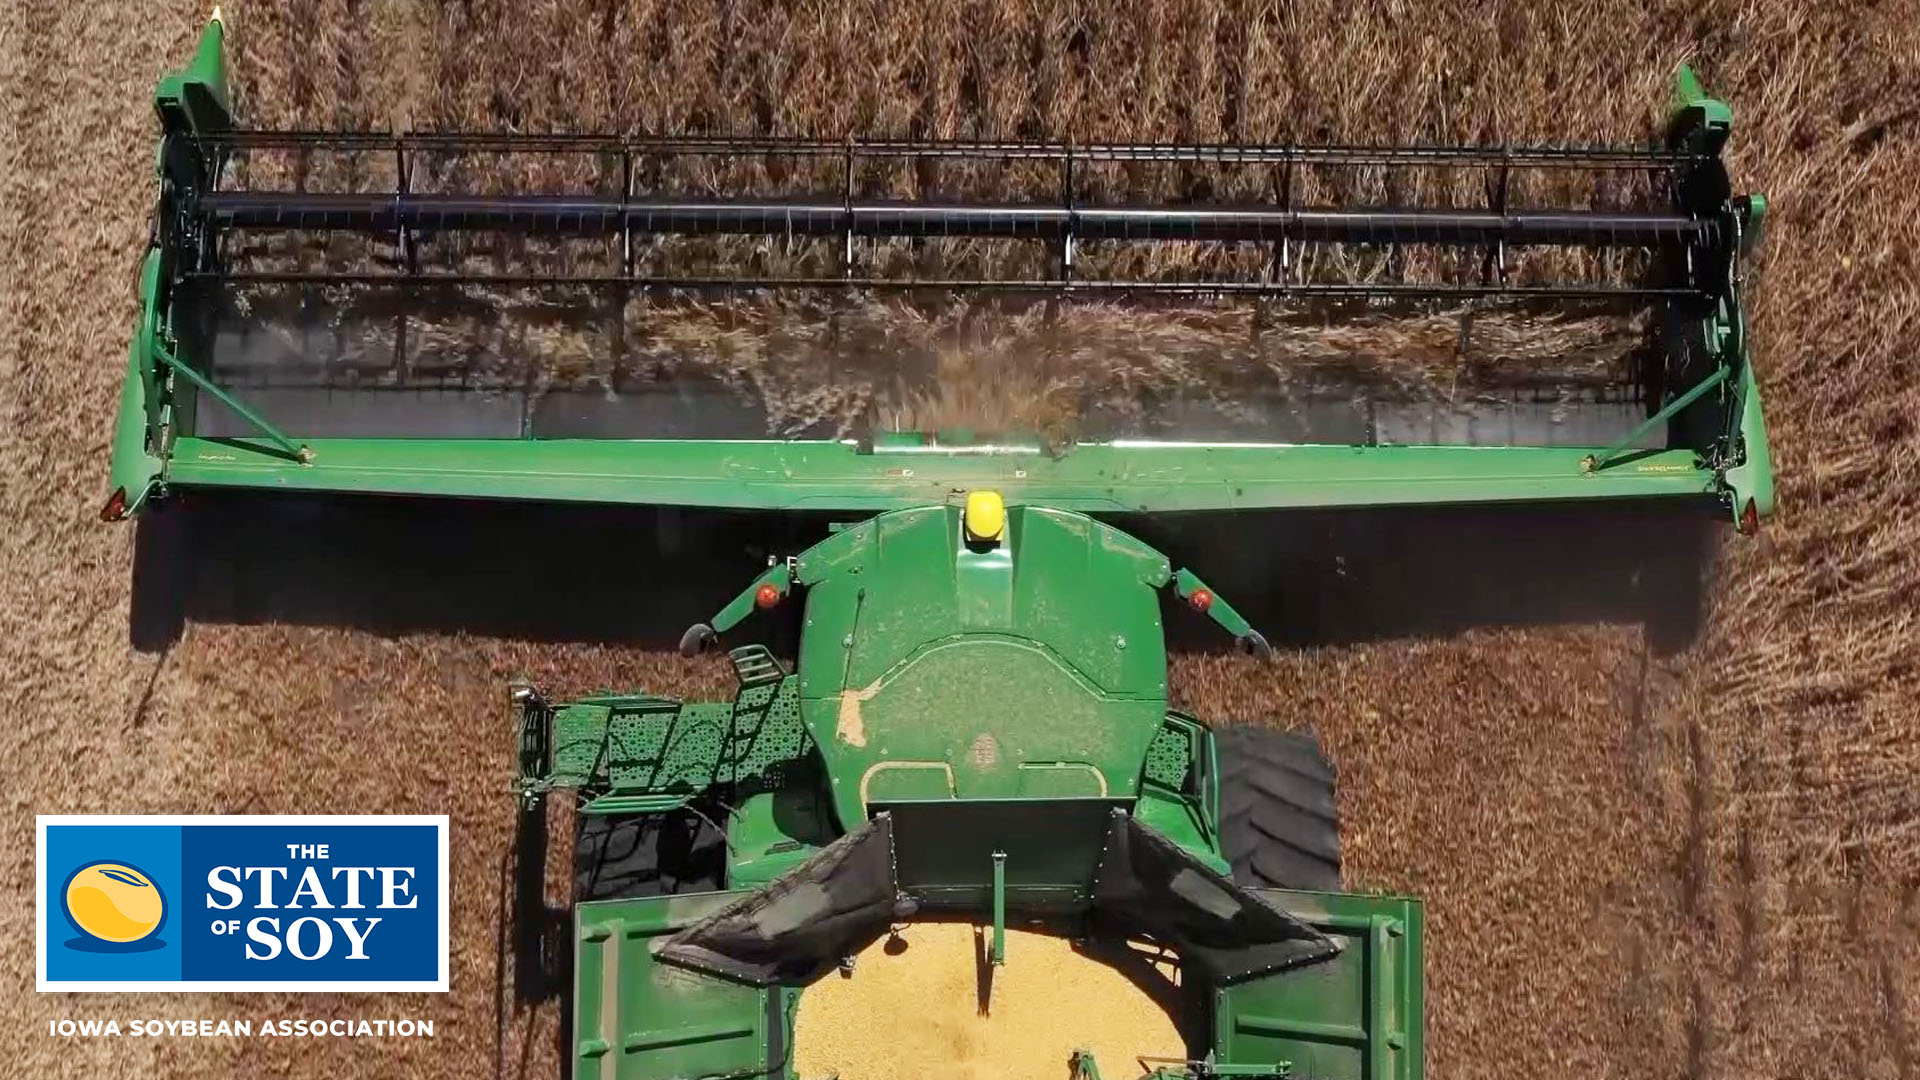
[{"left": 64, "top": 862, "right": 165, "bottom": 944}]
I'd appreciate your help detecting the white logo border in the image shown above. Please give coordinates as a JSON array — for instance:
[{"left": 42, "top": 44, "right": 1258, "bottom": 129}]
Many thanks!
[{"left": 37, "top": 814, "right": 451, "bottom": 993}]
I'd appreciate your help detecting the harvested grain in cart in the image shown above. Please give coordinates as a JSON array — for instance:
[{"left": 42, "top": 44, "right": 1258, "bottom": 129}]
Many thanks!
[{"left": 791, "top": 923, "right": 1185, "bottom": 1080}]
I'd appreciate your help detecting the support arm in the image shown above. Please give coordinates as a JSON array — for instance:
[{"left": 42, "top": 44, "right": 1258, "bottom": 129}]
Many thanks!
[
  {"left": 1171, "top": 569, "right": 1271, "bottom": 657},
  {"left": 679, "top": 560, "right": 795, "bottom": 656},
  {"left": 154, "top": 345, "right": 310, "bottom": 463}
]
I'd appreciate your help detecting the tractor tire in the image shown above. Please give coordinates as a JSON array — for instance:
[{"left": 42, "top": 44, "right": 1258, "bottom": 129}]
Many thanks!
[
  {"left": 573, "top": 809, "right": 726, "bottom": 902},
  {"left": 1213, "top": 726, "right": 1343, "bottom": 892}
]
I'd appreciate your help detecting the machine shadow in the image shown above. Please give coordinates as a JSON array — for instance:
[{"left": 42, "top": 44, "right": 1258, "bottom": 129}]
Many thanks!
[
  {"left": 497, "top": 800, "right": 572, "bottom": 1079},
  {"left": 129, "top": 490, "right": 826, "bottom": 652},
  {"left": 1124, "top": 498, "right": 1719, "bottom": 655},
  {"left": 130, "top": 490, "right": 1717, "bottom": 656}
]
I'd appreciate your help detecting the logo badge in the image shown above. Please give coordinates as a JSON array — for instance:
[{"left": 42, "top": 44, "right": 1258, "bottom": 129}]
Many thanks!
[
  {"left": 64, "top": 861, "right": 168, "bottom": 947},
  {"left": 37, "top": 816, "right": 448, "bottom": 992}
]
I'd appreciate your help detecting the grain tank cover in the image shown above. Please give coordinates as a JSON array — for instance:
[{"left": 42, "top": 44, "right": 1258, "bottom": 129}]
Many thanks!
[{"left": 793, "top": 504, "right": 1174, "bottom": 821}]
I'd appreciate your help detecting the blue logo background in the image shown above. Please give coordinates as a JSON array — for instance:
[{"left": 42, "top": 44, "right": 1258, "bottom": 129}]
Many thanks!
[
  {"left": 40, "top": 817, "right": 444, "bottom": 990},
  {"left": 45, "top": 825, "right": 181, "bottom": 982},
  {"left": 180, "top": 824, "right": 439, "bottom": 983}
]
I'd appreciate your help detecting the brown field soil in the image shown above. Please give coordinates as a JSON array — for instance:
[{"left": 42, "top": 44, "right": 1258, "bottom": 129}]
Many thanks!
[{"left": 4, "top": 2, "right": 1918, "bottom": 1079}]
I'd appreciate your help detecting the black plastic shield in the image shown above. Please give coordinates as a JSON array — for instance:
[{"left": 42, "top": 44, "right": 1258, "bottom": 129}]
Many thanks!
[
  {"left": 1091, "top": 811, "right": 1340, "bottom": 983},
  {"left": 652, "top": 814, "right": 898, "bottom": 986},
  {"left": 652, "top": 809, "right": 1338, "bottom": 987}
]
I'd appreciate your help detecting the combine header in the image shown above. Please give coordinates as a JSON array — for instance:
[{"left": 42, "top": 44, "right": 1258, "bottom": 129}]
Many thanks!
[
  {"left": 110, "top": 16, "right": 1776, "bottom": 1080},
  {"left": 112, "top": 17, "right": 1770, "bottom": 527}
]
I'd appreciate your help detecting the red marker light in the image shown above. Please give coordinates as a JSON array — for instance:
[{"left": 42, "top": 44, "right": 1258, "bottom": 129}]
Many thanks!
[
  {"left": 755, "top": 583, "right": 783, "bottom": 609},
  {"left": 1188, "top": 588, "right": 1213, "bottom": 613},
  {"left": 1738, "top": 499, "right": 1759, "bottom": 535},
  {"left": 100, "top": 488, "right": 129, "bottom": 522}
]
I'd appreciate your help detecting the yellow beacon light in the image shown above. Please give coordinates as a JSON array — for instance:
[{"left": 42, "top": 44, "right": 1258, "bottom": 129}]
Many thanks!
[{"left": 964, "top": 490, "right": 1005, "bottom": 544}]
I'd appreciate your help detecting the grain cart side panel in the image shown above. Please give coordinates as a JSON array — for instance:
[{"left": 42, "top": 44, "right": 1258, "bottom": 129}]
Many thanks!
[
  {"left": 573, "top": 894, "right": 789, "bottom": 1080},
  {"left": 1214, "top": 890, "right": 1425, "bottom": 1080}
]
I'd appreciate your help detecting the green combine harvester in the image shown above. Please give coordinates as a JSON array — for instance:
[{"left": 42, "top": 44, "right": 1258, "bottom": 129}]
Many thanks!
[{"left": 109, "top": 17, "right": 1774, "bottom": 1080}]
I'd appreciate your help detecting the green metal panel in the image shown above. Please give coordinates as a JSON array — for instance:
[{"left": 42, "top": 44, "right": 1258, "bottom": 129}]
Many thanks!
[
  {"left": 1665, "top": 62, "right": 1773, "bottom": 527},
  {"left": 1142, "top": 726, "right": 1195, "bottom": 791},
  {"left": 539, "top": 679, "right": 814, "bottom": 801},
  {"left": 1728, "top": 362, "right": 1775, "bottom": 518},
  {"left": 573, "top": 894, "right": 789, "bottom": 1080},
  {"left": 728, "top": 679, "right": 813, "bottom": 784},
  {"left": 795, "top": 506, "right": 1167, "bottom": 696},
  {"left": 1009, "top": 508, "right": 1173, "bottom": 686},
  {"left": 616, "top": 702, "right": 731, "bottom": 794},
  {"left": 547, "top": 704, "right": 617, "bottom": 786},
  {"left": 1136, "top": 713, "right": 1226, "bottom": 875},
  {"left": 1669, "top": 64, "right": 1732, "bottom": 156},
  {"left": 725, "top": 786, "right": 837, "bottom": 887},
  {"left": 107, "top": 252, "right": 167, "bottom": 515},
  {"left": 791, "top": 506, "right": 1172, "bottom": 829},
  {"left": 802, "top": 630, "right": 1159, "bottom": 814},
  {"left": 153, "top": 16, "right": 231, "bottom": 134},
  {"left": 1216, "top": 891, "right": 1424, "bottom": 1080},
  {"left": 157, "top": 435, "right": 1726, "bottom": 513},
  {"left": 107, "top": 15, "right": 232, "bottom": 516},
  {"left": 1133, "top": 789, "right": 1227, "bottom": 876}
]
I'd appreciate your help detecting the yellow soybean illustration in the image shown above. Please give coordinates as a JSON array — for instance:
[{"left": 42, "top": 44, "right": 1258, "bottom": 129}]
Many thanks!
[{"left": 65, "top": 863, "right": 164, "bottom": 943}]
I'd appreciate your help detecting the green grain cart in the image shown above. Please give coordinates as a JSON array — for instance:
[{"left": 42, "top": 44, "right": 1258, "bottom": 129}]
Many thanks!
[{"left": 109, "top": 16, "right": 1772, "bottom": 1080}]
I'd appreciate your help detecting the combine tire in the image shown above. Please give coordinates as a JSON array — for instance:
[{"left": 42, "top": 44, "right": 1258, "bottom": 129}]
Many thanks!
[
  {"left": 573, "top": 810, "right": 726, "bottom": 902},
  {"left": 1213, "top": 726, "right": 1343, "bottom": 892}
]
